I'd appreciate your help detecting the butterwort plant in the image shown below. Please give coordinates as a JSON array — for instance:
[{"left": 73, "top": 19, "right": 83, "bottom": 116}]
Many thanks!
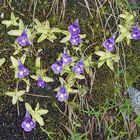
[
  {"left": 60, "top": 19, "right": 86, "bottom": 45},
  {"left": 56, "top": 85, "right": 68, "bottom": 102},
  {"left": 68, "top": 19, "right": 81, "bottom": 46},
  {"left": 102, "top": 35, "right": 115, "bottom": 52},
  {"left": 51, "top": 60, "right": 63, "bottom": 74},
  {"left": 18, "top": 61, "right": 29, "bottom": 79},
  {"left": 52, "top": 50, "right": 86, "bottom": 80},
  {"left": 0, "top": 58, "right": 5, "bottom": 67},
  {"left": 115, "top": 11, "right": 135, "bottom": 44},
  {"left": 51, "top": 49, "right": 71, "bottom": 74},
  {"left": 51, "top": 48, "right": 72, "bottom": 75},
  {"left": 95, "top": 50, "right": 119, "bottom": 71},
  {"left": 62, "top": 48, "right": 72, "bottom": 65},
  {"left": 34, "top": 18, "right": 61, "bottom": 43},
  {"left": 2, "top": 13, "right": 34, "bottom": 56},
  {"left": 30, "top": 57, "right": 54, "bottom": 87},
  {"left": 131, "top": 24, "right": 140, "bottom": 40},
  {"left": 2, "top": 15, "right": 32, "bottom": 46},
  {"left": 10, "top": 54, "right": 29, "bottom": 79},
  {"left": 70, "top": 35, "right": 82, "bottom": 46},
  {"left": 2, "top": 13, "right": 62, "bottom": 48},
  {"left": 16, "top": 30, "right": 31, "bottom": 46},
  {"left": 31, "top": 74, "right": 54, "bottom": 88},
  {"left": 72, "top": 59, "right": 84, "bottom": 75},
  {"left": 37, "top": 76, "right": 46, "bottom": 88},
  {"left": 21, "top": 111, "right": 36, "bottom": 132},
  {"left": 5, "top": 90, "right": 25, "bottom": 105},
  {"left": 54, "top": 57, "right": 87, "bottom": 102},
  {"left": 25, "top": 103, "right": 48, "bottom": 126},
  {"left": 68, "top": 19, "right": 80, "bottom": 35},
  {"left": 2, "top": 12, "right": 19, "bottom": 28},
  {"left": 54, "top": 75, "right": 85, "bottom": 102}
]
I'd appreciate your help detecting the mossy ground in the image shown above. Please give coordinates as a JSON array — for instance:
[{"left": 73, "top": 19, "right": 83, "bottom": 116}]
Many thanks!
[{"left": 0, "top": 0, "right": 140, "bottom": 140}]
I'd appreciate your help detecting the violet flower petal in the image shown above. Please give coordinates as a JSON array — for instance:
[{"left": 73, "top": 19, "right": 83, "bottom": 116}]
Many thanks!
[
  {"left": 16, "top": 31, "right": 31, "bottom": 46},
  {"left": 68, "top": 19, "right": 80, "bottom": 35},
  {"left": 70, "top": 34, "right": 82, "bottom": 46},
  {"left": 51, "top": 60, "right": 63, "bottom": 74},
  {"left": 37, "top": 77, "right": 46, "bottom": 88},
  {"left": 56, "top": 85, "right": 68, "bottom": 102},
  {"left": 102, "top": 36, "right": 115, "bottom": 52},
  {"left": 72, "top": 60, "right": 84, "bottom": 74}
]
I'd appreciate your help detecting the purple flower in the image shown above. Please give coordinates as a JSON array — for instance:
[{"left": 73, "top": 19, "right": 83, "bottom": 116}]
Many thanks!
[
  {"left": 72, "top": 60, "right": 84, "bottom": 74},
  {"left": 131, "top": 24, "right": 140, "bottom": 40},
  {"left": 70, "top": 34, "right": 82, "bottom": 46},
  {"left": 16, "top": 31, "right": 31, "bottom": 46},
  {"left": 21, "top": 111, "right": 36, "bottom": 132},
  {"left": 68, "top": 19, "right": 82, "bottom": 46},
  {"left": 18, "top": 62, "right": 29, "bottom": 79},
  {"left": 37, "top": 76, "right": 46, "bottom": 88},
  {"left": 56, "top": 85, "right": 68, "bottom": 102},
  {"left": 103, "top": 36, "right": 115, "bottom": 52},
  {"left": 62, "top": 49, "right": 72, "bottom": 65},
  {"left": 51, "top": 60, "right": 63, "bottom": 74},
  {"left": 68, "top": 19, "right": 80, "bottom": 35}
]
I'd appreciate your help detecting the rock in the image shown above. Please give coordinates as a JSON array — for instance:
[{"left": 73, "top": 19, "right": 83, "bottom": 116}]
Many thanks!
[
  {"left": 134, "top": 136, "right": 140, "bottom": 140},
  {"left": 127, "top": 0, "right": 140, "bottom": 4},
  {"left": 127, "top": 87, "right": 140, "bottom": 115}
]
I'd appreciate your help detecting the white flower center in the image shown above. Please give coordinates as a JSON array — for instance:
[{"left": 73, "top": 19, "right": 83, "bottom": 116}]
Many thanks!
[
  {"left": 76, "top": 67, "right": 81, "bottom": 72},
  {"left": 72, "top": 39, "right": 76, "bottom": 43},
  {"left": 19, "top": 71, "right": 24, "bottom": 75},
  {"left": 108, "top": 44, "right": 113, "bottom": 48},
  {"left": 22, "top": 39, "right": 27, "bottom": 43},
  {"left": 59, "top": 94, "right": 64, "bottom": 99},
  {"left": 73, "top": 28, "right": 76, "bottom": 32},
  {"left": 63, "top": 58, "right": 68, "bottom": 62},
  {"left": 56, "top": 66, "right": 60, "bottom": 71},
  {"left": 132, "top": 34, "right": 137, "bottom": 37},
  {"left": 23, "top": 69, "right": 27, "bottom": 73},
  {"left": 26, "top": 123, "right": 30, "bottom": 128}
]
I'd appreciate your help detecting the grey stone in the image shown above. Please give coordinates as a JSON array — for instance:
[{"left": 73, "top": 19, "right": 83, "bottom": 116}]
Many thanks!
[
  {"left": 127, "top": 0, "right": 140, "bottom": 4},
  {"left": 127, "top": 87, "right": 140, "bottom": 115}
]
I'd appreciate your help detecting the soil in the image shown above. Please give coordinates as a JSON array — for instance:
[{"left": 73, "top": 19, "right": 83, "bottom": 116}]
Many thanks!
[{"left": 0, "top": 0, "right": 140, "bottom": 140}]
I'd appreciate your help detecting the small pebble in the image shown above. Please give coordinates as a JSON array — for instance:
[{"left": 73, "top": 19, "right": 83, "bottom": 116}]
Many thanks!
[{"left": 0, "top": 13, "right": 4, "bottom": 19}]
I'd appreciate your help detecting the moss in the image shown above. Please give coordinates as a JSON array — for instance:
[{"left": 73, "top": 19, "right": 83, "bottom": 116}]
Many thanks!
[{"left": 0, "top": 0, "right": 140, "bottom": 139}]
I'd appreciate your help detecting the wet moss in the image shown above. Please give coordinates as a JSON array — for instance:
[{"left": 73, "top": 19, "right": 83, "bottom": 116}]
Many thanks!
[{"left": 0, "top": 0, "right": 140, "bottom": 139}]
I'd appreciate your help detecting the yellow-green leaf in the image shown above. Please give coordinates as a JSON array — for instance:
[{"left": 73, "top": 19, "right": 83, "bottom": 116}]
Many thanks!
[
  {"left": 36, "top": 57, "right": 41, "bottom": 69},
  {"left": 35, "top": 103, "right": 40, "bottom": 111},
  {"left": 1, "top": 20, "right": 12, "bottom": 27},
  {"left": 42, "top": 77, "right": 54, "bottom": 83},
  {"left": 10, "top": 56, "right": 18, "bottom": 68},
  {"left": 95, "top": 51, "right": 105, "bottom": 57},
  {"left": 17, "top": 90, "right": 25, "bottom": 96},
  {"left": 8, "top": 30, "right": 22, "bottom": 36},
  {"left": 25, "top": 103, "right": 33, "bottom": 112},
  {"left": 12, "top": 96, "right": 17, "bottom": 105},
  {"left": 0, "top": 58, "right": 5, "bottom": 67},
  {"left": 51, "top": 28, "right": 61, "bottom": 33},
  {"left": 37, "top": 33, "right": 47, "bottom": 43},
  {"left": 98, "top": 57, "right": 105, "bottom": 68},
  {"left": 20, "top": 54, "right": 26, "bottom": 64},
  {"left": 5, "top": 92, "right": 14, "bottom": 97},
  {"left": 60, "top": 35, "right": 71, "bottom": 43},
  {"left": 106, "top": 60, "right": 114, "bottom": 71},
  {"left": 19, "top": 19, "right": 24, "bottom": 30},
  {"left": 30, "top": 75, "right": 38, "bottom": 80},
  {"left": 37, "top": 109, "right": 48, "bottom": 115},
  {"left": 34, "top": 113, "right": 44, "bottom": 126},
  {"left": 79, "top": 34, "right": 86, "bottom": 39},
  {"left": 115, "top": 34, "right": 125, "bottom": 43},
  {"left": 74, "top": 74, "right": 85, "bottom": 80}
]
